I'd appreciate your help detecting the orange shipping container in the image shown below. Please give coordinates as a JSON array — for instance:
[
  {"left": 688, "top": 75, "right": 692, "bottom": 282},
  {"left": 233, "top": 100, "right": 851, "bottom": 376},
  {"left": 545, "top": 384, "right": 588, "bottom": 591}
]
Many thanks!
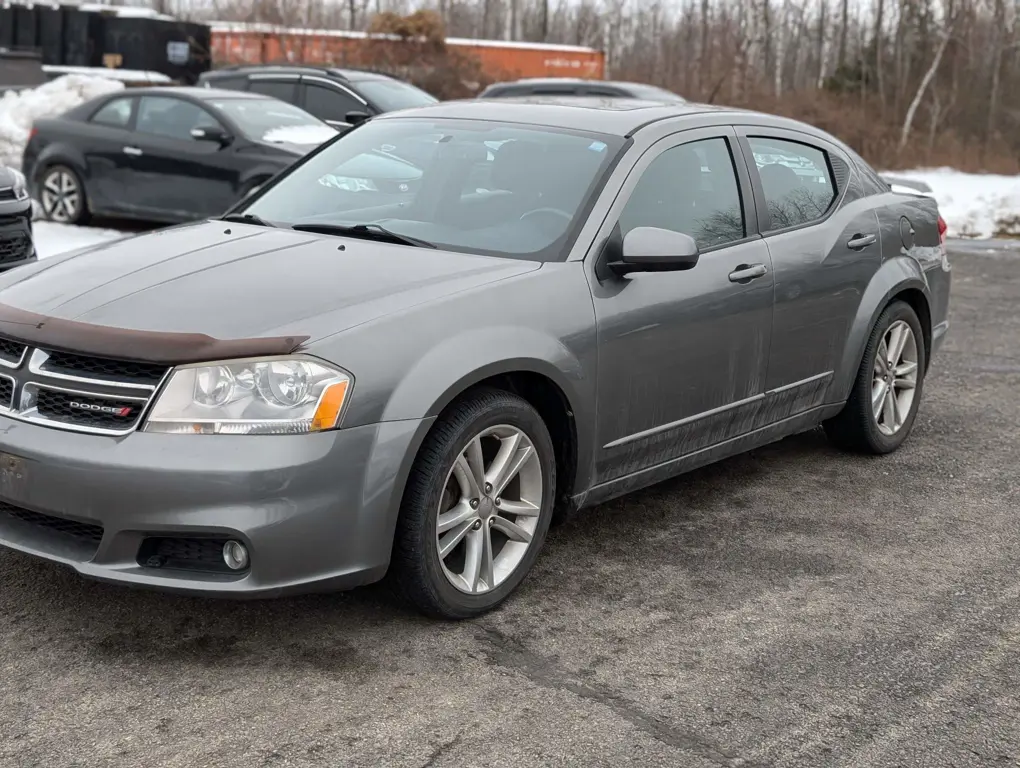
[{"left": 208, "top": 23, "right": 605, "bottom": 83}]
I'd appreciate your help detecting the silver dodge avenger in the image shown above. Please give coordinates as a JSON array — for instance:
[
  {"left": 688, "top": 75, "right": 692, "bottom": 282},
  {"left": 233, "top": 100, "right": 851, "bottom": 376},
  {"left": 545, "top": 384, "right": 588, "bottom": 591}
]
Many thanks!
[{"left": 0, "top": 98, "right": 950, "bottom": 618}]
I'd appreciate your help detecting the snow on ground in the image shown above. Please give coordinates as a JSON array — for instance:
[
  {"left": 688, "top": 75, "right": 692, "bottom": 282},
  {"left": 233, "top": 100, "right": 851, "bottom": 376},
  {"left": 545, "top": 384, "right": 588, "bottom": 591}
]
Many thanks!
[
  {"left": 885, "top": 167, "right": 1020, "bottom": 239},
  {"left": 0, "top": 75, "right": 125, "bottom": 169},
  {"left": 34, "top": 222, "right": 126, "bottom": 259}
]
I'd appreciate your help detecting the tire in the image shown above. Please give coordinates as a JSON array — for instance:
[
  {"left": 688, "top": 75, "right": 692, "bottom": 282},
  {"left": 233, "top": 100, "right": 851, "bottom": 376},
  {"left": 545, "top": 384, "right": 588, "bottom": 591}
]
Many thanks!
[
  {"left": 38, "top": 165, "right": 90, "bottom": 225},
  {"left": 824, "top": 300, "right": 927, "bottom": 454},
  {"left": 389, "top": 388, "right": 557, "bottom": 619}
]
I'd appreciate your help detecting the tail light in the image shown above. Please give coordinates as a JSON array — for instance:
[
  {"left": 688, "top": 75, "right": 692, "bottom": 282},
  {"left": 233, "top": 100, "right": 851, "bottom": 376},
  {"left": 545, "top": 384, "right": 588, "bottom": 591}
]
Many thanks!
[
  {"left": 937, "top": 214, "right": 949, "bottom": 269},
  {"left": 28, "top": 127, "right": 37, "bottom": 142}
]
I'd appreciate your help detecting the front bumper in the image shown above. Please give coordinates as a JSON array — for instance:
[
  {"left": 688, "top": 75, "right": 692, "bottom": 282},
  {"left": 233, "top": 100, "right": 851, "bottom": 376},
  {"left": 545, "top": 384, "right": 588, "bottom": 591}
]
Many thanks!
[{"left": 0, "top": 414, "right": 431, "bottom": 597}]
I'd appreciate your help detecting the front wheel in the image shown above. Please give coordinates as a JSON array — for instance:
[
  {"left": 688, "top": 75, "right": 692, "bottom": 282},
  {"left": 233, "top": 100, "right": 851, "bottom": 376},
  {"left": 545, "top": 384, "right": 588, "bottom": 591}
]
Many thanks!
[
  {"left": 824, "top": 300, "right": 927, "bottom": 454},
  {"left": 390, "top": 389, "right": 556, "bottom": 619},
  {"left": 38, "top": 165, "right": 89, "bottom": 225}
]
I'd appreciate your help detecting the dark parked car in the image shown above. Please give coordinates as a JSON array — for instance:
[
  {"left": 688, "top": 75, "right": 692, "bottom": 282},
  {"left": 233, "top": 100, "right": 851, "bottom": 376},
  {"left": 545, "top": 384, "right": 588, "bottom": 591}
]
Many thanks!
[
  {"left": 0, "top": 98, "right": 950, "bottom": 619},
  {"left": 0, "top": 165, "right": 35, "bottom": 270},
  {"left": 198, "top": 65, "right": 438, "bottom": 130},
  {"left": 22, "top": 87, "right": 337, "bottom": 224},
  {"left": 479, "top": 77, "right": 685, "bottom": 102}
]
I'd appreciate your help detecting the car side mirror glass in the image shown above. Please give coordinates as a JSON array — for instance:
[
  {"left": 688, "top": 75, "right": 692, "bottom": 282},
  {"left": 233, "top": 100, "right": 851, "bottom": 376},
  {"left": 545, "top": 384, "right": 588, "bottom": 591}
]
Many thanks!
[
  {"left": 345, "top": 110, "right": 371, "bottom": 126},
  {"left": 191, "top": 126, "right": 231, "bottom": 145},
  {"left": 611, "top": 226, "right": 700, "bottom": 275}
]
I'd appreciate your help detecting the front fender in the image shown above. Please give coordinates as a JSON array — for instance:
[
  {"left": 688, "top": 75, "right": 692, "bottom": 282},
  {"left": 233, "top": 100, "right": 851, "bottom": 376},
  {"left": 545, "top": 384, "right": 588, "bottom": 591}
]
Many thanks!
[
  {"left": 834, "top": 255, "right": 932, "bottom": 401},
  {"left": 380, "top": 324, "right": 594, "bottom": 489}
]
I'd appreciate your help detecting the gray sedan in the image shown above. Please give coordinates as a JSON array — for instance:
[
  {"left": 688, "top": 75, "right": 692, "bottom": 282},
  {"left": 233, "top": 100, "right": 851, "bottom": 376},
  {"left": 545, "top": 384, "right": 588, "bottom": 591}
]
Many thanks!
[{"left": 0, "top": 97, "right": 950, "bottom": 619}]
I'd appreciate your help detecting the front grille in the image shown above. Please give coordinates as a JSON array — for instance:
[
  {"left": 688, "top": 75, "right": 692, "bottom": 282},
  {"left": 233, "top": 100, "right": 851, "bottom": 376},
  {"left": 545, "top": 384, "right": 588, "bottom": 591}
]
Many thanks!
[
  {"left": 0, "top": 501, "right": 104, "bottom": 556},
  {"left": 137, "top": 537, "right": 234, "bottom": 573},
  {"left": 35, "top": 389, "right": 143, "bottom": 430},
  {"left": 41, "top": 350, "right": 167, "bottom": 387},
  {"left": 0, "top": 377, "right": 13, "bottom": 409},
  {"left": 0, "top": 337, "right": 167, "bottom": 435},
  {"left": 0, "top": 232, "right": 31, "bottom": 264},
  {"left": 0, "top": 338, "right": 25, "bottom": 366}
]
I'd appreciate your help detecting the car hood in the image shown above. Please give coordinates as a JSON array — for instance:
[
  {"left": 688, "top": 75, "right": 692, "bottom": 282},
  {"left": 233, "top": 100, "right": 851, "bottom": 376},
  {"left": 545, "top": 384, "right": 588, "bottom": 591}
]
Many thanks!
[{"left": 0, "top": 220, "right": 541, "bottom": 344}]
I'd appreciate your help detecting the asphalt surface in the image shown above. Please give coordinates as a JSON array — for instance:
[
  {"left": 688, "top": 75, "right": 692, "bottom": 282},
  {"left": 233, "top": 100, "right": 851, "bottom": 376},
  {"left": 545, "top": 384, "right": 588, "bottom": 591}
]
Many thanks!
[{"left": 1, "top": 241, "right": 1019, "bottom": 768}]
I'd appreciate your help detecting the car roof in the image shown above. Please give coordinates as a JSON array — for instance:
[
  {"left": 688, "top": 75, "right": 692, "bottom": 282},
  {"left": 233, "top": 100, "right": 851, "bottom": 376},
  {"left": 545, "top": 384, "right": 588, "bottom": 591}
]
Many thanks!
[
  {"left": 490, "top": 78, "right": 659, "bottom": 89},
  {"left": 117, "top": 86, "right": 271, "bottom": 101},
  {"left": 375, "top": 96, "right": 770, "bottom": 137},
  {"left": 202, "top": 65, "right": 397, "bottom": 82}
]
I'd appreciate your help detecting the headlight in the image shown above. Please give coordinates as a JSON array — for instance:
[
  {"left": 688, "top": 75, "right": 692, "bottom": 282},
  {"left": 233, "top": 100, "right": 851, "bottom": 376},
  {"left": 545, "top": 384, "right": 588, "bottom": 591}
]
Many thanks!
[
  {"left": 143, "top": 356, "right": 352, "bottom": 435},
  {"left": 9, "top": 169, "right": 28, "bottom": 201}
]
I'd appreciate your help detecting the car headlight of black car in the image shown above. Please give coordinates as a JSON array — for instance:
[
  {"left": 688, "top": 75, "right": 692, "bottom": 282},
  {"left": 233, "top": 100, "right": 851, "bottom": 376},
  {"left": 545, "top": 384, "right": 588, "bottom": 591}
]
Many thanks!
[{"left": 8, "top": 170, "right": 29, "bottom": 202}]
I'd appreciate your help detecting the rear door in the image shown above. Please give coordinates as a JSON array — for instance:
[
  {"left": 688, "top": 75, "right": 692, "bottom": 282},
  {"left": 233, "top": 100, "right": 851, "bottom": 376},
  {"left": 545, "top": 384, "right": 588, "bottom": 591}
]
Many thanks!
[
  {"left": 735, "top": 127, "right": 882, "bottom": 420},
  {"left": 126, "top": 95, "right": 242, "bottom": 219},
  {"left": 298, "top": 76, "right": 371, "bottom": 129}
]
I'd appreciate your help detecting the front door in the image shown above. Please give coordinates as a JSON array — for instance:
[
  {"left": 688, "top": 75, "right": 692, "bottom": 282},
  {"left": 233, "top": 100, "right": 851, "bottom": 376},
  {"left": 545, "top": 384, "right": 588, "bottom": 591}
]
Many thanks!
[
  {"left": 588, "top": 128, "right": 775, "bottom": 485},
  {"left": 127, "top": 95, "right": 240, "bottom": 220}
]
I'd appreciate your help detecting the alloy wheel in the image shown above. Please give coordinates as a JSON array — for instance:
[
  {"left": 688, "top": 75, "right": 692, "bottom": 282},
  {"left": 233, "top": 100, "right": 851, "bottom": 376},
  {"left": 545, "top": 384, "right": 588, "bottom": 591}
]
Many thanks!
[
  {"left": 40, "top": 169, "right": 81, "bottom": 223},
  {"left": 436, "top": 425, "right": 543, "bottom": 594},
  {"left": 872, "top": 320, "right": 919, "bottom": 436}
]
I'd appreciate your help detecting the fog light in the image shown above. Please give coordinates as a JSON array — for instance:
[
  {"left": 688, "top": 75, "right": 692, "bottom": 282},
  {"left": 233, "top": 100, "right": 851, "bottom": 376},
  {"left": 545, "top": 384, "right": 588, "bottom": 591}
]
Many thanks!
[{"left": 223, "top": 540, "right": 249, "bottom": 570}]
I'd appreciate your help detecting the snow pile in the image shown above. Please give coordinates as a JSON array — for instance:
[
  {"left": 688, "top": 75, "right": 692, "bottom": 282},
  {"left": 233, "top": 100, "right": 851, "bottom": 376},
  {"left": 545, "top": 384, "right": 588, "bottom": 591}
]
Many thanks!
[
  {"left": 0, "top": 75, "right": 125, "bottom": 169},
  {"left": 262, "top": 124, "right": 337, "bottom": 146},
  {"left": 886, "top": 167, "right": 1020, "bottom": 239}
]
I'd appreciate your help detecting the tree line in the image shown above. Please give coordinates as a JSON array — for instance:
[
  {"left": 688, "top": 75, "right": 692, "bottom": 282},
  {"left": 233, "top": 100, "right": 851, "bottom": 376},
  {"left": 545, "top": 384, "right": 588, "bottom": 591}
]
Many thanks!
[{"left": 182, "top": 0, "right": 1020, "bottom": 172}]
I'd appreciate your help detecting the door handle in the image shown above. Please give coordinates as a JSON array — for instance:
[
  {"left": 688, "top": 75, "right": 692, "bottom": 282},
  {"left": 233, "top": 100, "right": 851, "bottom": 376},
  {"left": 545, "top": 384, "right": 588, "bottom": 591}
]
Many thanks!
[
  {"left": 847, "top": 233, "right": 877, "bottom": 250},
  {"left": 122, "top": 146, "right": 143, "bottom": 156},
  {"left": 728, "top": 263, "right": 768, "bottom": 282}
]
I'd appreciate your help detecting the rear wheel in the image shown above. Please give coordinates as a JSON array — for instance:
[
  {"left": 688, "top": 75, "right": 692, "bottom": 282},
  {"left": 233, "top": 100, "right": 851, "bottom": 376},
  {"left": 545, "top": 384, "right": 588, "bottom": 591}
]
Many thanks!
[
  {"left": 390, "top": 389, "right": 556, "bottom": 619},
  {"left": 39, "top": 165, "right": 89, "bottom": 225},
  {"left": 824, "top": 300, "right": 926, "bottom": 454}
]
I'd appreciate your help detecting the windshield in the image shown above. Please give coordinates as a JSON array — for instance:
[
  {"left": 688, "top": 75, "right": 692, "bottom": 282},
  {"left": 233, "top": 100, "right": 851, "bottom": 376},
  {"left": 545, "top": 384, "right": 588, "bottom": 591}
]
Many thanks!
[
  {"left": 355, "top": 79, "right": 438, "bottom": 112},
  {"left": 209, "top": 98, "right": 337, "bottom": 145},
  {"left": 241, "top": 117, "right": 625, "bottom": 261}
]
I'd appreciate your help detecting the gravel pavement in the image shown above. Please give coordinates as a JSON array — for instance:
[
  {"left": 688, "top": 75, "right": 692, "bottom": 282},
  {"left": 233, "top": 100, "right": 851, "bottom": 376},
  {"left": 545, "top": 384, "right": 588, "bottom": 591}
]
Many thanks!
[{"left": 1, "top": 242, "right": 1018, "bottom": 768}]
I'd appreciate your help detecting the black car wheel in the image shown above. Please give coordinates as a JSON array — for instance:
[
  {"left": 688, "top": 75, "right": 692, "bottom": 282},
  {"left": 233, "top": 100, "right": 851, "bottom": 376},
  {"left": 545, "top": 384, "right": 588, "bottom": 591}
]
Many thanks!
[
  {"left": 390, "top": 388, "right": 556, "bottom": 619},
  {"left": 39, "top": 165, "right": 89, "bottom": 225},
  {"left": 825, "top": 300, "right": 927, "bottom": 454}
]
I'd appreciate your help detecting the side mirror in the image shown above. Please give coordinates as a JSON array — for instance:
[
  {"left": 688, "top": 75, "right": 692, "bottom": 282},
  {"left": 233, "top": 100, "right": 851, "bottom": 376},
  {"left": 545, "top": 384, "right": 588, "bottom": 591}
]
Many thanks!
[
  {"left": 609, "top": 226, "right": 700, "bottom": 276},
  {"left": 345, "top": 110, "right": 371, "bottom": 126},
  {"left": 191, "top": 126, "right": 231, "bottom": 146}
]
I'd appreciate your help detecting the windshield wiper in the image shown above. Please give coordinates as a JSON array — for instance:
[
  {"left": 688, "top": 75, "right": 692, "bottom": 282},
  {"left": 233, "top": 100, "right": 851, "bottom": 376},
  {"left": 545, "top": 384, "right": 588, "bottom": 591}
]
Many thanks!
[
  {"left": 291, "top": 223, "right": 437, "bottom": 249},
  {"left": 219, "top": 213, "right": 276, "bottom": 228}
]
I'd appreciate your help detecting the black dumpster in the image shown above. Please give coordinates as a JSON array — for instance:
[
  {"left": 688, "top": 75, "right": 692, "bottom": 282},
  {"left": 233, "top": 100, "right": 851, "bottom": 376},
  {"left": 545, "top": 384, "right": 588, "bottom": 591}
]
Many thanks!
[{"left": 0, "top": 4, "right": 210, "bottom": 84}]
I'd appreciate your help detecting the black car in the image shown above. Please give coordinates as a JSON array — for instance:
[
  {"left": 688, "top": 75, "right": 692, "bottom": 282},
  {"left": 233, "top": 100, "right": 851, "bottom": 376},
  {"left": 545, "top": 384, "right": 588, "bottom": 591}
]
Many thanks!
[
  {"left": 478, "top": 77, "right": 685, "bottom": 102},
  {"left": 22, "top": 87, "right": 338, "bottom": 225},
  {"left": 0, "top": 165, "right": 35, "bottom": 271},
  {"left": 197, "top": 65, "right": 439, "bottom": 131}
]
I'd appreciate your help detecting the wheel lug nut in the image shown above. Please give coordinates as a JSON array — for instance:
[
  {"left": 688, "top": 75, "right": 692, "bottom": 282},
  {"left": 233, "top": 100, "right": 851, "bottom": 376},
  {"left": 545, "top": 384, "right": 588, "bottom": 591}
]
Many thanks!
[
  {"left": 494, "top": 497, "right": 501, "bottom": 507},
  {"left": 470, "top": 499, "right": 479, "bottom": 509},
  {"left": 488, "top": 517, "right": 495, "bottom": 526},
  {"left": 472, "top": 520, "right": 482, "bottom": 530},
  {"left": 484, "top": 482, "right": 493, "bottom": 494}
]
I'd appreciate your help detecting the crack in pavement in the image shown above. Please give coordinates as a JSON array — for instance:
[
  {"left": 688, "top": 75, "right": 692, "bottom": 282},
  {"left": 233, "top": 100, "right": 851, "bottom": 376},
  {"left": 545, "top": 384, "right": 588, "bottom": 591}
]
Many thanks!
[{"left": 474, "top": 626, "right": 768, "bottom": 768}]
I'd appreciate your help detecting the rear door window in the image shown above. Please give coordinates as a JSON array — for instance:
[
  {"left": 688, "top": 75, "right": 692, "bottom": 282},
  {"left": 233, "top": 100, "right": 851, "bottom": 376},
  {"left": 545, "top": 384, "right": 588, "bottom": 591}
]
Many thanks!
[
  {"left": 301, "top": 83, "right": 364, "bottom": 123},
  {"left": 747, "top": 136, "right": 837, "bottom": 231},
  {"left": 248, "top": 78, "right": 298, "bottom": 104}
]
